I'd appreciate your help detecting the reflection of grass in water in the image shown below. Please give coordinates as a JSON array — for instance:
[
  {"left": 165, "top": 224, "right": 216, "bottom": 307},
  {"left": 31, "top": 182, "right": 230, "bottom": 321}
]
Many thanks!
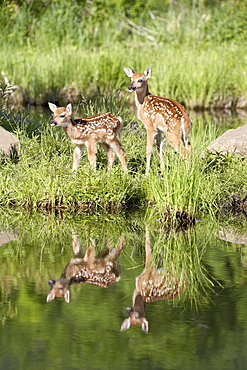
[
  {"left": 0, "top": 292, "right": 17, "bottom": 324},
  {"left": 0, "top": 207, "right": 144, "bottom": 275},
  {"left": 0, "top": 215, "right": 145, "bottom": 337},
  {"left": 0, "top": 207, "right": 244, "bottom": 315},
  {"left": 0, "top": 208, "right": 145, "bottom": 322},
  {"left": 144, "top": 220, "right": 222, "bottom": 311},
  {"left": 115, "top": 209, "right": 224, "bottom": 312}
]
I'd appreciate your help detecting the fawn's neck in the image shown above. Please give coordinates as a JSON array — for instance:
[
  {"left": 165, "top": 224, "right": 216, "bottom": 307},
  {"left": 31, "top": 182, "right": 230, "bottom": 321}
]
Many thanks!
[
  {"left": 135, "top": 84, "right": 151, "bottom": 106},
  {"left": 62, "top": 118, "right": 75, "bottom": 137},
  {"left": 133, "top": 292, "right": 146, "bottom": 317}
]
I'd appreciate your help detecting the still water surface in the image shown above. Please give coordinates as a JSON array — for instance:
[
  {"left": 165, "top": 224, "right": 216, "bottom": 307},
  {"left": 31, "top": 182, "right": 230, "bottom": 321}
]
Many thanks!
[
  {"left": 1, "top": 111, "right": 247, "bottom": 370},
  {"left": 0, "top": 209, "right": 247, "bottom": 370}
]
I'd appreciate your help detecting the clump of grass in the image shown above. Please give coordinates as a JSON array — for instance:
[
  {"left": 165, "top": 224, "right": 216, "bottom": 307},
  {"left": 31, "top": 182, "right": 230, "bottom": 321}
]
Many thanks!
[
  {"left": 0, "top": 135, "right": 138, "bottom": 212},
  {"left": 140, "top": 148, "right": 247, "bottom": 221}
]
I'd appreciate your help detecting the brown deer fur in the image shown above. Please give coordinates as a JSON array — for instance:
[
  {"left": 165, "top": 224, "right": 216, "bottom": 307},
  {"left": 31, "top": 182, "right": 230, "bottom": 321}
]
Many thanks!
[
  {"left": 48, "top": 102, "right": 127, "bottom": 172},
  {"left": 120, "top": 227, "right": 186, "bottom": 333},
  {"left": 123, "top": 67, "right": 192, "bottom": 174},
  {"left": 47, "top": 234, "right": 124, "bottom": 303}
]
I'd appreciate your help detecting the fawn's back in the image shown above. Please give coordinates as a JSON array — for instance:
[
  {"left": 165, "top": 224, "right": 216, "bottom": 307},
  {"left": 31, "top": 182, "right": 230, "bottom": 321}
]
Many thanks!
[
  {"left": 49, "top": 104, "right": 123, "bottom": 144},
  {"left": 47, "top": 235, "right": 124, "bottom": 303},
  {"left": 48, "top": 102, "right": 127, "bottom": 172}
]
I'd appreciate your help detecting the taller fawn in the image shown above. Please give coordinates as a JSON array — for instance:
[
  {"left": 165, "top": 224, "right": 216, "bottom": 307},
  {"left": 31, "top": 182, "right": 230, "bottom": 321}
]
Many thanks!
[
  {"left": 47, "top": 233, "right": 124, "bottom": 303},
  {"left": 48, "top": 102, "right": 127, "bottom": 172},
  {"left": 123, "top": 67, "right": 192, "bottom": 174},
  {"left": 120, "top": 226, "right": 186, "bottom": 333}
]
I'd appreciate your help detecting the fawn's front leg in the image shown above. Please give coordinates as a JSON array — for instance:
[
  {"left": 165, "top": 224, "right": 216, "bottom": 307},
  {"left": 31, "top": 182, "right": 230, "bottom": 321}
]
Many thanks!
[
  {"left": 145, "top": 126, "right": 156, "bottom": 175},
  {"left": 73, "top": 145, "right": 84, "bottom": 172}
]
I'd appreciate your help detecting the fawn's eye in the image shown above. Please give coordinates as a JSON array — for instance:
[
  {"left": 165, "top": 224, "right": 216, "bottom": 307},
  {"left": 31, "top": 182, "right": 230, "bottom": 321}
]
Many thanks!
[
  {"left": 60, "top": 114, "right": 65, "bottom": 118},
  {"left": 138, "top": 79, "right": 143, "bottom": 83}
]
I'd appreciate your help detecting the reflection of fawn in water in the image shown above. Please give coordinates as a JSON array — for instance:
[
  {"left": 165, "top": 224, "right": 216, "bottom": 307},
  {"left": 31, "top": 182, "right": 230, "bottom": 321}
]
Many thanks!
[
  {"left": 47, "top": 233, "right": 124, "bottom": 303},
  {"left": 121, "top": 227, "right": 186, "bottom": 333}
]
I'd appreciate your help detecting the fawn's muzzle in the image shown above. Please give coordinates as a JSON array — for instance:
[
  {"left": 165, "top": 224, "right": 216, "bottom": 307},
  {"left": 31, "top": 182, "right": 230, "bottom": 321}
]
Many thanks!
[
  {"left": 50, "top": 119, "right": 57, "bottom": 126},
  {"left": 48, "top": 280, "right": 56, "bottom": 287},
  {"left": 126, "top": 307, "right": 133, "bottom": 316},
  {"left": 128, "top": 85, "right": 136, "bottom": 92}
]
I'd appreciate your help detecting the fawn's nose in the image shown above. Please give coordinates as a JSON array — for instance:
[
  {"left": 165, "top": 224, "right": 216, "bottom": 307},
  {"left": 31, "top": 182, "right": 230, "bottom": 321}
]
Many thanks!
[
  {"left": 126, "top": 307, "right": 133, "bottom": 316},
  {"left": 128, "top": 85, "right": 136, "bottom": 92},
  {"left": 50, "top": 119, "right": 57, "bottom": 126},
  {"left": 48, "top": 280, "right": 56, "bottom": 287}
]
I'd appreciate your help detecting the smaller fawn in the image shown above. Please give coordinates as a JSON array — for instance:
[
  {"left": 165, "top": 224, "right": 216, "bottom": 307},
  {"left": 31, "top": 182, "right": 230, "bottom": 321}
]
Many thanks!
[
  {"left": 120, "top": 227, "right": 186, "bottom": 333},
  {"left": 48, "top": 102, "right": 128, "bottom": 172},
  {"left": 47, "top": 233, "right": 124, "bottom": 303},
  {"left": 123, "top": 67, "right": 192, "bottom": 174}
]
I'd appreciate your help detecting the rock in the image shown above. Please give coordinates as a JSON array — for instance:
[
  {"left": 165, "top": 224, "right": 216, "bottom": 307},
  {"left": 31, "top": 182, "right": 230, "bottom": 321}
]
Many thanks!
[
  {"left": 207, "top": 124, "right": 247, "bottom": 158},
  {"left": 0, "top": 126, "right": 20, "bottom": 156},
  {"left": 0, "top": 230, "right": 18, "bottom": 247},
  {"left": 218, "top": 227, "right": 247, "bottom": 245}
]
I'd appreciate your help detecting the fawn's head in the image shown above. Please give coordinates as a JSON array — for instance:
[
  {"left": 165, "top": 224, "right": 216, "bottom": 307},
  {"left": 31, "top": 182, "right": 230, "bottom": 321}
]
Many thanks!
[
  {"left": 120, "top": 294, "right": 149, "bottom": 334},
  {"left": 123, "top": 67, "right": 151, "bottom": 93},
  {"left": 46, "top": 278, "right": 71, "bottom": 303},
  {"left": 48, "top": 102, "right": 72, "bottom": 127},
  {"left": 120, "top": 309, "right": 149, "bottom": 334}
]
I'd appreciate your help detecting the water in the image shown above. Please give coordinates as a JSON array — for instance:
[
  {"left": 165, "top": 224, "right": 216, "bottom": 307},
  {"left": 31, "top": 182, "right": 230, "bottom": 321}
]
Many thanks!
[
  {"left": 0, "top": 110, "right": 247, "bottom": 370},
  {"left": 0, "top": 208, "right": 246, "bottom": 370}
]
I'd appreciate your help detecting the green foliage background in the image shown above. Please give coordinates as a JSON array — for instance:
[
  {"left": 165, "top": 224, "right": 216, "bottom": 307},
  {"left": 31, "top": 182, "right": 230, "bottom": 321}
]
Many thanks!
[{"left": 0, "top": 0, "right": 247, "bottom": 107}]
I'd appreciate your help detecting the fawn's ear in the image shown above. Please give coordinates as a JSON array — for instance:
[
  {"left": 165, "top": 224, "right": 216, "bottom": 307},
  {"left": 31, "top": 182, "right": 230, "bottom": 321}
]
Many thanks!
[
  {"left": 66, "top": 103, "right": 72, "bottom": 116},
  {"left": 120, "top": 318, "right": 131, "bottom": 332},
  {"left": 123, "top": 67, "right": 135, "bottom": 78},
  {"left": 72, "top": 233, "right": 83, "bottom": 257},
  {"left": 64, "top": 290, "right": 70, "bottom": 303},
  {"left": 46, "top": 291, "right": 55, "bottom": 302},
  {"left": 143, "top": 68, "right": 151, "bottom": 79},
  {"left": 84, "top": 245, "right": 96, "bottom": 263},
  {"left": 117, "top": 235, "right": 125, "bottom": 252},
  {"left": 48, "top": 102, "right": 57, "bottom": 113},
  {"left": 141, "top": 319, "right": 149, "bottom": 334}
]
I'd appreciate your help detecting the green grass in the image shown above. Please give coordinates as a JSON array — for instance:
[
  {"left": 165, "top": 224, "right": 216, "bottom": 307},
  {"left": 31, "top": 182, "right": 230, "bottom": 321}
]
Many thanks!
[
  {"left": 0, "top": 99, "right": 246, "bottom": 220},
  {"left": 0, "top": 1, "right": 247, "bottom": 108},
  {"left": 1, "top": 43, "right": 246, "bottom": 109}
]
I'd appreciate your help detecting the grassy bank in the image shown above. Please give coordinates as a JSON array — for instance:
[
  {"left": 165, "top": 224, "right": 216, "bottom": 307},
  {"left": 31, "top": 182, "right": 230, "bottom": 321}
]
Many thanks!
[
  {"left": 1, "top": 1, "right": 247, "bottom": 108},
  {"left": 0, "top": 100, "right": 246, "bottom": 221}
]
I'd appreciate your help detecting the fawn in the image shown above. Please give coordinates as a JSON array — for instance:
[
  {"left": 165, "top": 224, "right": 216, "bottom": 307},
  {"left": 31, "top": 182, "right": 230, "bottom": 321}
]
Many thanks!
[
  {"left": 123, "top": 67, "right": 192, "bottom": 174},
  {"left": 47, "top": 233, "right": 124, "bottom": 303},
  {"left": 120, "top": 226, "right": 186, "bottom": 333},
  {"left": 48, "top": 102, "right": 128, "bottom": 172}
]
